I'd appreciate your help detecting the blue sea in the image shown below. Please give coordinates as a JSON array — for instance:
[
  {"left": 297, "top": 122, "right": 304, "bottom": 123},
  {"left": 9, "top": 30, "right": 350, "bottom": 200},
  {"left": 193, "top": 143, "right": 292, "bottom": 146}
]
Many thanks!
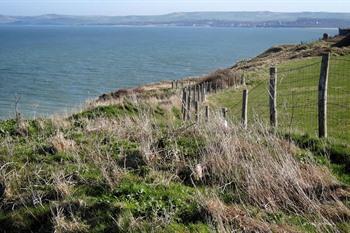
[{"left": 0, "top": 26, "right": 337, "bottom": 119}]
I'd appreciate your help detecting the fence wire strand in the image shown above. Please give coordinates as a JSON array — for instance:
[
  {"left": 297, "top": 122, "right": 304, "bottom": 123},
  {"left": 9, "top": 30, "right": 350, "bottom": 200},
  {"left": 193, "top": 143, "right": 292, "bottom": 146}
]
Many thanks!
[
  {"left": 277, "top": 61, "right": 320, "bottom": 136},
  {"left": 328, "top": 57, "right": 350, "bottom": 142},
  {"left": 205, "top": 55, "right": 349, "bottom": 142}
]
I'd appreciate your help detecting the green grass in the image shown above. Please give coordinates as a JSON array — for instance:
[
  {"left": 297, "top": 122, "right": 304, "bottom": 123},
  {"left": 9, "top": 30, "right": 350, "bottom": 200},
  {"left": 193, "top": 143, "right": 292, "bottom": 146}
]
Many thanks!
[
  {"left": 113, "top": 175, "right": 202, "bottom": 223},
  {"left": 285, "top": 133, "right": 350, "bottom": 184},
  {"left": 1, "top": 55, "right": 349, "bottom": 232},
  {"left": 71, "top": 102, "right": 139, "bottom": 120},
  {"left": 209, "top": 55, "right": 350, "bottom": 143}
]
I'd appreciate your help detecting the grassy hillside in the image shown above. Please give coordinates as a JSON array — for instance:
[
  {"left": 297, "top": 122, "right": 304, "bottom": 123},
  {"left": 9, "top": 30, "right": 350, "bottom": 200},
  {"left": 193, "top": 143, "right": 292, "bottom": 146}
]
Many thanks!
[
  {"left": 0, "top": 93, "right": 349, "bottom": 232},
  {"left": 0, "top": 37, "right": 350, "bottom": 232}
]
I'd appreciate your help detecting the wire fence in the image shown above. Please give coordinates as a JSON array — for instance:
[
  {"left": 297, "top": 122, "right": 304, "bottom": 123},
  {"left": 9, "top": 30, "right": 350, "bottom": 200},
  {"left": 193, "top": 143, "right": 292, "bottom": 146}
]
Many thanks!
[
  {"left": 328, "top": 57, "right": 350, "bottom": 142},
  {"left": 257, "top": 55, "right": 349, "bottom": 141},
  {"left": 277, "top": 61, "right": 321, "bottom": 136},
  {"left": 192, "top": 54, "right": 349, "bottom": 142}
]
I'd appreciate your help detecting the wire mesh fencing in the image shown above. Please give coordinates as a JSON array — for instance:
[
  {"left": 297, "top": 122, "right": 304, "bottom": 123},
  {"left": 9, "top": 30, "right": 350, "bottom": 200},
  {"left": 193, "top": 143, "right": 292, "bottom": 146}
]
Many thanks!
[
  {"left": 180, "top": 53, "right": 349, "bottom": 143},
  {"left": 328, "top": 56, "right": 350, "bottom": 142},
  {"left": 277, "top": 60, "right": 321, "bottom": 136},
  {"left": 227, "top": 54, "right": 349, "bottom": 142}
]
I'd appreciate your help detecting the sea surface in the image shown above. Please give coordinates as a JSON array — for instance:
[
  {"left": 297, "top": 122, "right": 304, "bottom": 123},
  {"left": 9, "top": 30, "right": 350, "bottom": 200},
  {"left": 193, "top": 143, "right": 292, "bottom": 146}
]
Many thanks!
[{"left": 0, "top": 26, "right": 337, "bottom": 119}]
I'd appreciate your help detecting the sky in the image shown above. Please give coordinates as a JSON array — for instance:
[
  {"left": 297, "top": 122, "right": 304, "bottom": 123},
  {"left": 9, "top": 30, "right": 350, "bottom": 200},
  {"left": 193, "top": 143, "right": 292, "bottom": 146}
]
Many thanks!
[{"left": 1, "top": 0, "right": 350, "bottom": 16}]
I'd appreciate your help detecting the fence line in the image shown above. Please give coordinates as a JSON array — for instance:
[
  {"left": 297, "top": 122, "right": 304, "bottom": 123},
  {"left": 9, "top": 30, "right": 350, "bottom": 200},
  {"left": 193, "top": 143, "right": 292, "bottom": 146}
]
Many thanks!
[{"left": 177, "top": 53, "right": 349, "bottom": 142}]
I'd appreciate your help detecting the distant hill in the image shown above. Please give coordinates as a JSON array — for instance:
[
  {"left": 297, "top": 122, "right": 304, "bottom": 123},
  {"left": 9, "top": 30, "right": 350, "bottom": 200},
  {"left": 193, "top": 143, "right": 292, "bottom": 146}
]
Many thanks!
[{"left": 1, "top": 12, "right": 350, "bottom": 27}]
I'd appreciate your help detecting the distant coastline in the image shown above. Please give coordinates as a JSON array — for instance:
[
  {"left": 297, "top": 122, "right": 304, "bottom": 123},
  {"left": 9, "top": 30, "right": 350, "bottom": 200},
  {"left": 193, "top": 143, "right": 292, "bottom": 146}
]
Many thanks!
[
  {"left": 0, "top": 24, "right": 341, "bottom": 30},
  {"left": 1, "top": 11, "right": 350, "bottom": 28}
]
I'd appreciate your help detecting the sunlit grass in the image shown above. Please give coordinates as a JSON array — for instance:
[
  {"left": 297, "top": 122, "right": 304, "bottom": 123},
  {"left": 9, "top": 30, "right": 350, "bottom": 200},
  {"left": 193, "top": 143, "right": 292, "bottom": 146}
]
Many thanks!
[{"left": 209, "top": 55, "right": 350, "bottom": 143}]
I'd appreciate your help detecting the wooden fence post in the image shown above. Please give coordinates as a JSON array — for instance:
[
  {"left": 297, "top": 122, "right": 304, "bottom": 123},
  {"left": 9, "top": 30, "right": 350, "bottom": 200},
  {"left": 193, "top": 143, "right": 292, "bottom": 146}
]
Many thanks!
[
  {"left": 221, "top": 107, "right": 227, "bottom": 119},
  {"left": 202, "top": 84, "right": 205, "bottom": 101},
  {"left": 181, "top": 88, "right": 186, "bottom": 113},
  {"left": 205, "top": 105, "right": 209, "bottom": 122},
  {"left": 201, "top": 84, "right": 204, "bottom": 102},
  {"left": 195, "top": 101, "right": 199, "bottom": 122},
  {"left": 242, "top": 89, "right": 248, "bottom": 129},
  {"left": 318, "top": 53, "right": 330, "bottom": 138},
  {"left": 269, "top": 67, "right": 277, "bottom": 130},
  {"left": 191, "top": 85, "right": 195, "bottom": 102},
  {"left": 194, "top": 86, "right": 197, "bottom": 104},
  {"left": 197, "top": 85, "right": 200, "bottom": 103},
  {"left": 241, "top": 74, "right": 246, "bottom": 86},
  {"left": 187, "top": 90, "right": 191, "bottom": 121},
  {"left": 182, "top": 90, "right": 187, "bottom": 121}
]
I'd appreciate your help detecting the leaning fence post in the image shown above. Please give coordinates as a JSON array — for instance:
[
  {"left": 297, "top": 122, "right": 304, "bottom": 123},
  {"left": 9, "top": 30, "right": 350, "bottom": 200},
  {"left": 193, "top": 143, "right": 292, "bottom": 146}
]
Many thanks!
[
  {"left": 187, "top": 90, "right": 191, "bottom": 121},
  {"left": 193, "top": 86, "right": 197, "bottom": 104},
  {"left": 195, "top": 101, "right": 199, "bottom": 122},
  {"left": 202, "top": 84, "right": 205, "bottom": 101},
  {"left": 181, "top": 88, "right": 186, "bottom": 113},
  {"left": 269, "top": 67, "right": 277, "bottom": 130},
  {"left": 318, "top": 53, "right": 330, "bottom": 138},
  {"left": 191, "top": 85, "right": 195, "bottom": 102},
  {"left": 205, "top": 105, "right": 209, "bottom": 122},
  {"left": 242, "top": 89, "right": 248, "bottom": 129},
  {"left": 182, "top": 89, "right": 187, "bottom": 121},
  {"left": 201, "top": 84, "right": 205, "bottom": 102},
  {"left": 221, "top": 107, "right": 227, "bottom": 119},
  {"left": 197, "top": 85, "right": 200, "bottom": 103}
]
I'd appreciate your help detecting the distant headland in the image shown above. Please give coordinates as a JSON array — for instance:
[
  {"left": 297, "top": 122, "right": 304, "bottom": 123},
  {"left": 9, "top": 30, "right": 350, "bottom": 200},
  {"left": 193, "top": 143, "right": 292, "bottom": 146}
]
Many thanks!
[{"left": 1, "top": 11, "right": 350, "bottom": 28}]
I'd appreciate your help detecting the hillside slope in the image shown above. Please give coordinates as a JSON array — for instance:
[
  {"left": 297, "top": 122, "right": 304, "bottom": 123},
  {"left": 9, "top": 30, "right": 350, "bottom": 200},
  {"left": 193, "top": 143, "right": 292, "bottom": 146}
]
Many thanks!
[{"left": 0, "top": 35, "right": 350, "bottom": 232}]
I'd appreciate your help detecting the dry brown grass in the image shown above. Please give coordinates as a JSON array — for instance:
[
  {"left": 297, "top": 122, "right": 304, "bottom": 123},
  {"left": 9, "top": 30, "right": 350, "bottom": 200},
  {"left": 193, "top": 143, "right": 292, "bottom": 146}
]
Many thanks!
[
  {"left": 187, "top": 115, "right": 347, "bottom": 232},
  {"left": 1, "top": 97, "right": 348, "bottom": 232},
  {"left": 50, "top": 132, "right": 76, "bottom": 153},
  {"left": 53, "top": 172, "right": 75, "bottom": 199},
  {"left": 52, "top": 207, "right": 89, "bottom": 233}
]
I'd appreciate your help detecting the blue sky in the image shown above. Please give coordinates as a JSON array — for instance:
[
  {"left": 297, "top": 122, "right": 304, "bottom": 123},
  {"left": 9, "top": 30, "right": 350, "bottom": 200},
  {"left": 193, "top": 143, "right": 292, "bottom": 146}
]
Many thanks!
[{"left": 1, "top": 0, "right": 350, "bottom": 16}]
